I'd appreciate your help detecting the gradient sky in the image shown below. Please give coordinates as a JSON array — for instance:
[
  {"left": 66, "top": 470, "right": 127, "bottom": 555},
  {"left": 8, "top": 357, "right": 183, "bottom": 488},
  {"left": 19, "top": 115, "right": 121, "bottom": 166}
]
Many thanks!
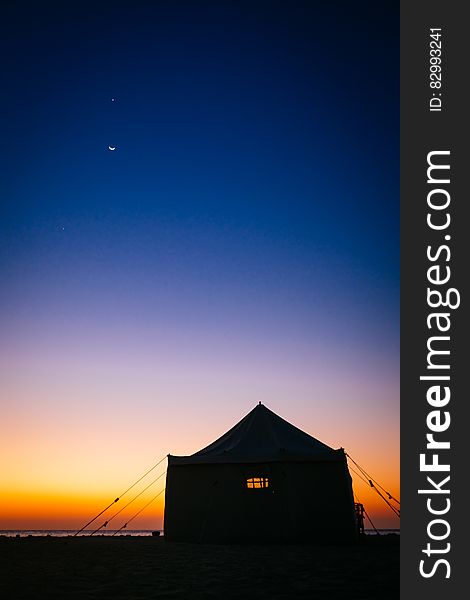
[{"left": 1, "top": 0, "right": 399, "bottom": 531}]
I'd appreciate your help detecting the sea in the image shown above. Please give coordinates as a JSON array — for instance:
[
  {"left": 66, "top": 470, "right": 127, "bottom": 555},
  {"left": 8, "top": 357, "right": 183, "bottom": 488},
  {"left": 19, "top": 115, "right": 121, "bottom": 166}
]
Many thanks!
[{"left": 0, "top": 529, "right": 399, "bottom": 537}]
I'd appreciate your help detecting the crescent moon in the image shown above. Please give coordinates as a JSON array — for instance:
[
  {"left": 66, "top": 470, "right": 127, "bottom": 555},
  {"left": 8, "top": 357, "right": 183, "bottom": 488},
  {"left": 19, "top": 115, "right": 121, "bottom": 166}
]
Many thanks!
[{"left": 108, "top": 146, "right": 116, "bottom": 151}]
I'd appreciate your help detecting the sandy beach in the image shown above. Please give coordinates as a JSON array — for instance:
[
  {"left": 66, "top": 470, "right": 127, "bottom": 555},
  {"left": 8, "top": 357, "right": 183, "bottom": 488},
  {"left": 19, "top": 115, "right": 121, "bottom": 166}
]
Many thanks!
[{"left": 1, "top": 535, "right": 399, "bottom": 599}]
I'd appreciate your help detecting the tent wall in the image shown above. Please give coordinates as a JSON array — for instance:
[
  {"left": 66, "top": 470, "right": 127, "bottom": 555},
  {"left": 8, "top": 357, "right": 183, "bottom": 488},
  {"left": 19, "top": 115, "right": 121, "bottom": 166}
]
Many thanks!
[{"left": 164, "top": 460, "right": 356, "bottom": 543}]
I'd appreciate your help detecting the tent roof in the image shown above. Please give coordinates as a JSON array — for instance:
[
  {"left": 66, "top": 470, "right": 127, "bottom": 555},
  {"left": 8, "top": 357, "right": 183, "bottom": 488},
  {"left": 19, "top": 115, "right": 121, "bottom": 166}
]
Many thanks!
[{"left": 169, "top": 403, "right": 344, "bottom": 465}]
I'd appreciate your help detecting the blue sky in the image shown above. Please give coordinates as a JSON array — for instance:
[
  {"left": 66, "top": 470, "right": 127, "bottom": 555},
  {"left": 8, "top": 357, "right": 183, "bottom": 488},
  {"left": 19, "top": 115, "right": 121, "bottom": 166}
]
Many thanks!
[{"left": 1, "top": 1, "right": 399, "bottom": 528}]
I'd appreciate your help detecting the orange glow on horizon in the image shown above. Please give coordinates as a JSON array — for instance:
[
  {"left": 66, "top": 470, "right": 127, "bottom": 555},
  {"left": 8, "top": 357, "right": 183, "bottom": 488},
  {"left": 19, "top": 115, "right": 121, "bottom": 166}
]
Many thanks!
[
  {"left": 0, "top": 480, "right": 399, "bottom": 531},
  {"left": 0, "top": 457, "right": 399, "bottom": 531},
  {"left": 0, "top": 488, "right": 165, "bottom": 531},
  {"left": 1, "top": 396, "right": 399, "bottom": 531}
]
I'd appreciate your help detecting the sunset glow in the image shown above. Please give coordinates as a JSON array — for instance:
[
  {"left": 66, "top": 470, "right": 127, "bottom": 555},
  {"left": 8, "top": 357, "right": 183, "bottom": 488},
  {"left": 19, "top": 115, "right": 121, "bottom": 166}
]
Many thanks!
[{"left": 1, "top": 1, "right": 398, "bottom": 533}]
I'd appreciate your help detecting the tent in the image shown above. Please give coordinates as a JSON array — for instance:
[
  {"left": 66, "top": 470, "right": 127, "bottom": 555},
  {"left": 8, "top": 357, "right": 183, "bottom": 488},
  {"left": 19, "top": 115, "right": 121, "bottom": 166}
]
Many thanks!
[{"left": 164, "top": 403, "right": 357, "bottom": 543}]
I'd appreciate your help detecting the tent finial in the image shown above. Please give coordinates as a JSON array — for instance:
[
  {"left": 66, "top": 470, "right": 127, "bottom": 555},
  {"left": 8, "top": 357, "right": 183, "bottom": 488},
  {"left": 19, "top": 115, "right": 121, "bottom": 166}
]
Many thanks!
[{"left": 258, "top": 401, "right": 262, "bottom": 405}]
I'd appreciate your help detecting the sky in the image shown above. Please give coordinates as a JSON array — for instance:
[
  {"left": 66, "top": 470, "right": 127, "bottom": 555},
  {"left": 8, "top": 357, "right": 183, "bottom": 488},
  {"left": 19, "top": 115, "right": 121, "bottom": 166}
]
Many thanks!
[{"left": 0, "top": 0, "right": 399, "bottom": 531}]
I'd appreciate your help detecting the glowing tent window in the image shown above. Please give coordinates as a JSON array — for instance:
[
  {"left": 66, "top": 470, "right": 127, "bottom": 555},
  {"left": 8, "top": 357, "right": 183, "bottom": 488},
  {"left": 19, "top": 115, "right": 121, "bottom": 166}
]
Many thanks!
[{"left": 246, "top": 477, "right": 269, "bottom": 489}]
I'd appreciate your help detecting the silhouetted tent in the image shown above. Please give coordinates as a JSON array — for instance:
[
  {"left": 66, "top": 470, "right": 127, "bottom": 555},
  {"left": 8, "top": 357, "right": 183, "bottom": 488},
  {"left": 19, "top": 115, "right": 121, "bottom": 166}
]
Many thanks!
[{"left": 164, "top": 403, "right": 357, "bottom": 543}]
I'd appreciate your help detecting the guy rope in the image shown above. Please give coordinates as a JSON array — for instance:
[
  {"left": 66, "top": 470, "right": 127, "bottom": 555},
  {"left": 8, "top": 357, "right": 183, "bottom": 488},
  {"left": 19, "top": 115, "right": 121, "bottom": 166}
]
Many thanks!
[
  {"left": 89, "top": 470, "right": 166, "bottom": 535},
  {"left": 74, "top": 454, "right": 168, "bottom": 536},
  {"left": 112, "top": 487, "right": 166, "bottom": 536},
  {"left": 353, "top": 491, "right": 381, "bottom": 535},
  {"left": 346, "top": 453, "right": 400, "bottom": 519}
]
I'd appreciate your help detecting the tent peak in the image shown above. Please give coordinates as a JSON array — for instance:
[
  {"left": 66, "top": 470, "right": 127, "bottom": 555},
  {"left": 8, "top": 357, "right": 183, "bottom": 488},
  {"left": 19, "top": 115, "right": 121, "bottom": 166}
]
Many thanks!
[{"left": 169, "top": 403, "right": 344, "bottom": 465}]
